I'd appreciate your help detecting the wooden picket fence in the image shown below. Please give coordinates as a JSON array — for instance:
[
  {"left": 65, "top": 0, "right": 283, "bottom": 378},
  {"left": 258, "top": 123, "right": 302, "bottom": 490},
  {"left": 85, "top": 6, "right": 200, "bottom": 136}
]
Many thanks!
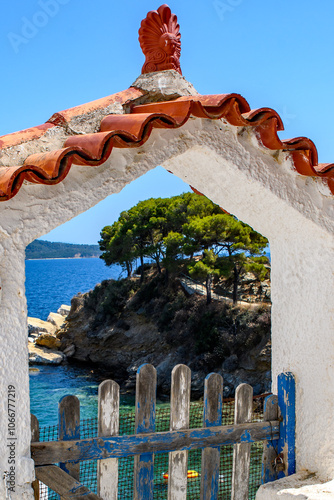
[{"left": 30, "top": 364, "right": 295, "bottom": 500}]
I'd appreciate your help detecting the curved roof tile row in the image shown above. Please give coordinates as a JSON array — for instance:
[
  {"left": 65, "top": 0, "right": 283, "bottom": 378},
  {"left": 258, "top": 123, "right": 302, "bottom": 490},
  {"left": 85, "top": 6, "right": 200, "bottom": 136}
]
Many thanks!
[{"left": 0, "top": 92, "right": 333, "bottom": 201}]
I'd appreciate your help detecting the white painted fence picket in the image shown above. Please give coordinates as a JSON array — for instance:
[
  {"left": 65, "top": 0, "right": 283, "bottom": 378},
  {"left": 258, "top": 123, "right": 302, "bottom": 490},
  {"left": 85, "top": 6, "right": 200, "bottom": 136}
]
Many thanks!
[{"left": 97, "top": 380, "right": 119, "bottom": 500}]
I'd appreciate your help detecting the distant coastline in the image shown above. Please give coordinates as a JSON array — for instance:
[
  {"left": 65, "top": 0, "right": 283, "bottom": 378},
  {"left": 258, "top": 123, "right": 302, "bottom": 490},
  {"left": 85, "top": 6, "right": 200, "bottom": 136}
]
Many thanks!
[
  {"left": 26, "top": 256, "right": 100, "bottom": 261},
  {"left": 26, "top": 239, "right": 101, "bottom": 260}
]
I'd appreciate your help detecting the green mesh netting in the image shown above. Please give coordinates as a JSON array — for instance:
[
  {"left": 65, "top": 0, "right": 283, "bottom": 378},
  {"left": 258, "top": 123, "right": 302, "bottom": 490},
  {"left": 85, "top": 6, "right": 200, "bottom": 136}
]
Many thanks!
[{"left": 38, "top": 396, "right": 266, "bottom": 499}]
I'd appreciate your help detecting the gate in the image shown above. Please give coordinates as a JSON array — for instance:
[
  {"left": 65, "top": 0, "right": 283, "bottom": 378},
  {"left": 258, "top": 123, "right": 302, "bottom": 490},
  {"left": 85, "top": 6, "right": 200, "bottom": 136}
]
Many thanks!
[{"left": 30, "top": 364, "right": 295, "bottom": 500}]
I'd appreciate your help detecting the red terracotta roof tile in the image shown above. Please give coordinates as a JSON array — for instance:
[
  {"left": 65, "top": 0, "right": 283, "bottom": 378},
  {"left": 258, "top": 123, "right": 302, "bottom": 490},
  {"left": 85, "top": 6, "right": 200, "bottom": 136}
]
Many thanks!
[
  {"left": 0, "top": 92, "right": 333, "bottom": 201},
  {"left": 0, "top": 88, "right": 144, "bottom": 150},
  {"left": 48, "top": 88, "right": 144, "bottom": 126},
  {"left": 0, "top": 123, "right": 55, "bottom": 150}
]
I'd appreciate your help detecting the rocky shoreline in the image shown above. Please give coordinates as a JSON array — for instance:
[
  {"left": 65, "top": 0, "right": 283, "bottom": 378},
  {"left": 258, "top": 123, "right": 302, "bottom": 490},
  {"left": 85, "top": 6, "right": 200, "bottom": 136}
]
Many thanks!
[
  {"left": 54, "top": 273, "right": 271, "bottom": 398},
  {"left": 28, "top": 271, "right": 272, "bottom": 399},
  {"left": 28, "top": 305, "right": 72, "bottom": 365}
]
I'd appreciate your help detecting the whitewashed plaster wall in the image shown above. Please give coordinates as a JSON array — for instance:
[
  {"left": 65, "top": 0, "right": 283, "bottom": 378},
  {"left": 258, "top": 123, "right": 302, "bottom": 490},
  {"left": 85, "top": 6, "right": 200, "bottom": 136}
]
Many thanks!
[{"left": 0, "top": 111, "right": 333, "bottom": 498}]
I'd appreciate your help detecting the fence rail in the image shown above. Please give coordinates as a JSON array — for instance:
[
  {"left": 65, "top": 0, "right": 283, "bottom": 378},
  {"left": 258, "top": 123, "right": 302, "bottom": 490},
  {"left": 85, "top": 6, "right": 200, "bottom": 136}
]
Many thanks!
[
  {"left": 32, "top": 420, "right": 280, "bottom": 465},
  {"left": 31, "top": 365, "right": 295, "bottom": 500}
]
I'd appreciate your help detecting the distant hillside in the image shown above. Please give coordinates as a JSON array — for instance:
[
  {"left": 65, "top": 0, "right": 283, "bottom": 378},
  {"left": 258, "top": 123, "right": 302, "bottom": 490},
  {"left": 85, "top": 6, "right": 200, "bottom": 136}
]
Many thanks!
[{"left": 26, "top": 240, "right": 102, "bottom": 260}]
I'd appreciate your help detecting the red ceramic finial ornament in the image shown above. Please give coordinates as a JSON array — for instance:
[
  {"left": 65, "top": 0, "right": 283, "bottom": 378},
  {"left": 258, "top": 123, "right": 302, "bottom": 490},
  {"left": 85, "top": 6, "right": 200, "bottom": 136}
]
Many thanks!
[{"left": 139, "top": 4, "right": 182, "bottom": 75}]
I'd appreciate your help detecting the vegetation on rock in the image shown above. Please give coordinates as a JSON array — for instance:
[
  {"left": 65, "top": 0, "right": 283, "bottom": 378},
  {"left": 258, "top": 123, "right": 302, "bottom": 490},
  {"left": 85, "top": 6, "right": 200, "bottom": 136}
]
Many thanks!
[
  {"left": 99, "top": 193, "right": 269, "bottom": 303},
  {"left": 58, "top": 269, "right": 271, "bottom": 397},
  {"left": 56, "top": 193, "right": 271, "bottom": 397}
]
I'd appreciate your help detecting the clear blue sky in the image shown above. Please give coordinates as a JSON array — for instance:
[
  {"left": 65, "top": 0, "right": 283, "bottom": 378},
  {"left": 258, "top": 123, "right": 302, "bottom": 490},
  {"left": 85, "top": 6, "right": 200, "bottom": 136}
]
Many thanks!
[{"left": 1, "top": 1, "right": 333, "bottom": 244}]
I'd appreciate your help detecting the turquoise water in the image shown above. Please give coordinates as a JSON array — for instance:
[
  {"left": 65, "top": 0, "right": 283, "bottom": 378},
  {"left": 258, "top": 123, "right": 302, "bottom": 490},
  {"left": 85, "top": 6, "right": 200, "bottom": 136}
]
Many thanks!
[
  {"left": 29, "top": 364, "right": 105, "bottom": 427},
  {"left": 26, "top": 258, "right": 127, "bottom": 426},
  {"left": 29, "top": 363, "right": 170, "bottom": 428}
]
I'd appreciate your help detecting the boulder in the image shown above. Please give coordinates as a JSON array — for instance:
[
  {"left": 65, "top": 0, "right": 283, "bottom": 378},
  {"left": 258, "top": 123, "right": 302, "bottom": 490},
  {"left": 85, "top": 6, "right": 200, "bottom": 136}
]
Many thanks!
[
  {"left": 63, "top": 344, "right": 75, "bottom": 357},
  {"left": 28, "top": 317, "right": 56, "bottom": 335},
  {"left": 222, "top": 354, "right": 239, "bottom": 372},
  {"left": 57, "top": 305, "right": 71, "bottom": 317},
  {"left": 47, "top": 312, "right": 65, "bottom": 331},
  {"left": 28, "top": 344, "right": 65, "bottom": 365},
  {"left": 36, "top": 333, "right": 61, "bottom": 349}
]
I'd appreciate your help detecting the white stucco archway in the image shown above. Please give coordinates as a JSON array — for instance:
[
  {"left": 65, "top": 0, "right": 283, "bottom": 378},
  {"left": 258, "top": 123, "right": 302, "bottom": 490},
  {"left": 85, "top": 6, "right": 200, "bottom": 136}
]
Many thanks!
[{"left": 0, "top": 71, "right": 333, "bottom": 499}]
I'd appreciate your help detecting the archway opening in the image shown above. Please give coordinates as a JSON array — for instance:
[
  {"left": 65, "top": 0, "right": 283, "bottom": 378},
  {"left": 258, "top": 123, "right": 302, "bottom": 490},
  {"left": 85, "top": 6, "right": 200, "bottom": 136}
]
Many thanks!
[{"left": 27, "top": 165, "right": 272, "bottom": 428}]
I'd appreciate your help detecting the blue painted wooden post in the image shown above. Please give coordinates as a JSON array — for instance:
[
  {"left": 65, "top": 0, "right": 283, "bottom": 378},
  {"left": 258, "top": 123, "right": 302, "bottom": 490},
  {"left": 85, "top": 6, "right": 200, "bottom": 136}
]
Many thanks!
[
  {"left": 133, "top": 364, "right": 156, "bottom": 500},
  {"left": 58, "top": 395, "right": 80, "bottom": 500},
  {"left": 200, "top": 373, "right": 223, "bottom": 500},
  {"left": 261, "top": 395, "right": 278, "bottom": 484},
  {"left": 277, "top": 372, "right": 296, "bottom": 479}
]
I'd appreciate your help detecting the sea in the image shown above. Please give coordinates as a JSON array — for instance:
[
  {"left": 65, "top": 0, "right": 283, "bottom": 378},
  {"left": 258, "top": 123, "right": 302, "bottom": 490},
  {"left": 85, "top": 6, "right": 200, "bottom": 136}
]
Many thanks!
[
  {"left": 25, "top": 258, "right": 123, "bottom": 321},
  {"left": 27, "top": 258, "right": 133, "bottom": 427},
  {"left": 28, "top": 255, "right": 271, "bottom": 427},
  {"left": 27, "top": 257, "right": 264, "bottom": 499}
]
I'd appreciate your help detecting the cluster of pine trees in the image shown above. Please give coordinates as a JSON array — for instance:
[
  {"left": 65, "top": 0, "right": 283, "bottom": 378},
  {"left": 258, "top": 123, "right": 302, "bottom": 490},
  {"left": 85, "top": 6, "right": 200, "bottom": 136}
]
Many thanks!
[{"left": 99, "top": 193, "right": 269, "bottom": 303}]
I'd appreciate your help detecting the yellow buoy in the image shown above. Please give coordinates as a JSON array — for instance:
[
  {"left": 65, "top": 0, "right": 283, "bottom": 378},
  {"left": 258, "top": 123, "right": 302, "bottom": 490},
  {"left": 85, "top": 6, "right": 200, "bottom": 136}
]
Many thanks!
[
  {"left": 187, "top": 470, "right": 199, "bottom": 479},
  {"left": 163, "top": 470, "right": 199, "bottom": 482}
]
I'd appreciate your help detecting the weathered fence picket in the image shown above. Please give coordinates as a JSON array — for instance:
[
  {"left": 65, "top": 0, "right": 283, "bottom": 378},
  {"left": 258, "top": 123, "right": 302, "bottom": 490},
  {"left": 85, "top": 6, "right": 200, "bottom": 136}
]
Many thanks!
[
  {"left": 261, "top": 394, "right": 279, "bottom": 483},
  {"left": 97, "top": 380, "right": 119, "bottom": 500},
  {"left": 134, "top": 364, "right": 156, "bottom": 500},
  {"left": 200, "top": 373, "right": 223, "bottom": 500},
  {"left": 168, "top": 364, "right": 191, "bottom": 500},
  {"left": 231, "top": 384, "right": 253, "bottom": 500},
  {"left": 59, "top": 395, "right": 80, "bottom": 480},
  {"left": 31, "top": 414, "right": 40, "bottom": 500},
  {"left": 31, "top": 366, "right": 296, "bottom": 500}
]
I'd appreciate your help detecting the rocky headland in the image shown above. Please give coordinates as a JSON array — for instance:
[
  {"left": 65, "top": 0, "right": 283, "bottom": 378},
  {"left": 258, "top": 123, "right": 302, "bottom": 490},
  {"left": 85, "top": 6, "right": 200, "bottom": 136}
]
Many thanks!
[{"left": 51, "top": 271, "right": 271, "bottom": 398}]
